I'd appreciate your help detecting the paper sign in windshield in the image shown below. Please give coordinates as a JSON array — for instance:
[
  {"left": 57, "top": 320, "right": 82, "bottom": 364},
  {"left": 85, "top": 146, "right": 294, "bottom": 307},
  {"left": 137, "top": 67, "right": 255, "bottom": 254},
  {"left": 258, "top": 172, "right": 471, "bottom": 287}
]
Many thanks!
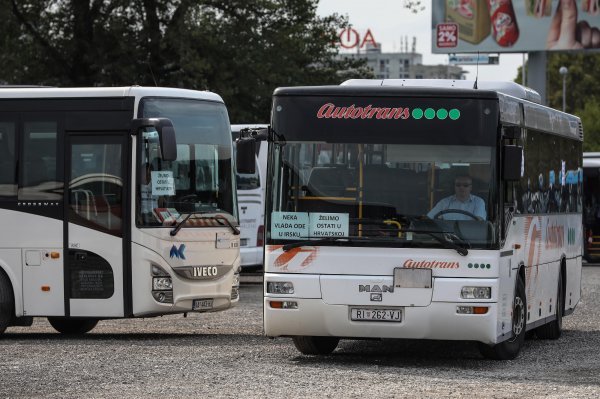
[
  {"left": 271, "top": 212, "right": 310, "bottom": 239},
  {"left": 310, "top": 213, "right": 349, "bottom": 237},
  {"left": 151, "top": 171, "right": 175, "bottom": 196},
  {"left": 271, "top": 212, "right": 349, "bottom": 240}
]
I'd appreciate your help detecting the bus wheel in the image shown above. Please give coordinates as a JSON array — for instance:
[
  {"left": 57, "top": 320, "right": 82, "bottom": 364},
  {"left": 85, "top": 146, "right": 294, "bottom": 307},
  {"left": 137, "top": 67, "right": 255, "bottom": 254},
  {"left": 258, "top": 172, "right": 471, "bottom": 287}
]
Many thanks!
[
  {"left": 478, "top": 277, "right": 526, "bottom": 360},
  {"left": 0, "top": 272, "right": 14, "bottom": 334},
  {"left": 48, "top": 318, "right": 98, "bottom": 335},
  {"left": 292, "top": 336, "right": 339, "bottom": 355},
  {"left": 536, "top": 271, "right": 563, "bottom": 340}
]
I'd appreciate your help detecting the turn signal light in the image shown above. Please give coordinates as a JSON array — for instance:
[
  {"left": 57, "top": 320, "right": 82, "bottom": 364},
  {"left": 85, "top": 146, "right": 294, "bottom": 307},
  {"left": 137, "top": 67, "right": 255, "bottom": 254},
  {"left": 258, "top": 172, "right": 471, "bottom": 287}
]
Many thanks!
[
  {"left": 50, "top": 252, "right": 60, "bottom": 259},
  {"left": 456, "top": 306, "right": 488, "bottom": 314},
  {"left": 269, "top": 301, "right": 297, "bottom": 309},
  {"left": 41, "top": 286, "right": 50, "bottom": 292}
]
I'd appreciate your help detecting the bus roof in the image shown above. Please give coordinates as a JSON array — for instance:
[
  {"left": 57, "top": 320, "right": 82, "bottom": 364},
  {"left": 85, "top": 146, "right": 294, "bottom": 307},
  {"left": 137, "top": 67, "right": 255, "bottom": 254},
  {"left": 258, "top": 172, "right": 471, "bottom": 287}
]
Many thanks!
[
  {"left": 273, "top": 84, "right": 500, "bottom": 100},
  {"left": 342, "top": 79, "right": 542, "bottom": 104},
  {"left": 0, "top": 86, "right": 224, "bottom": 103}
]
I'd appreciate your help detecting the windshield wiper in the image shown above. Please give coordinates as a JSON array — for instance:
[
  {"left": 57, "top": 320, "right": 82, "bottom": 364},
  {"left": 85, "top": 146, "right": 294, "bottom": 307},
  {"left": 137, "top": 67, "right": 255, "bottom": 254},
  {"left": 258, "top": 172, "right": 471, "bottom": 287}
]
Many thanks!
[
  {"left": 281, "top": 230, "right": 469, "bottom": 256},
  {"left": 404, "top": 229, "right": 469, "bottom": 256},
  {"left": 282, "top": 236, "right": 383, "bottom": 252},
  {"left": 170, "top": 212, "right": 240, "bottom": 236}
]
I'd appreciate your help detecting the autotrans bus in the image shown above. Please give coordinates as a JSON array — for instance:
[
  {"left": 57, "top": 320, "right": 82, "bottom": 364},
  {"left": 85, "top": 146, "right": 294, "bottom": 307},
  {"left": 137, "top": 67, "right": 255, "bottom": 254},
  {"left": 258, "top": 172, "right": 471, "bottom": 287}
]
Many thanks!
[
  {"left": 0, "top": 87, "right": 240, "bottom": 335},
  {"left": 237, "top": 79, "right": 583, "bottom": 360},
  {"left": 583, "top": 153, "right": 600, "bottom": 262},
  {"left": 232, "top": 124, "right": 267, "bottom": 269}
]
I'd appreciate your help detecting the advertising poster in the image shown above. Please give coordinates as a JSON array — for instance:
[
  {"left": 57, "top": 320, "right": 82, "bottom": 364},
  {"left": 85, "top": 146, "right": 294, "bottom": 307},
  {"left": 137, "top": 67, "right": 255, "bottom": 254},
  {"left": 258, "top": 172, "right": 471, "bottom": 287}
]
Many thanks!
[{"left": 432, "top": 0, "right": 600, "bottom": 53}]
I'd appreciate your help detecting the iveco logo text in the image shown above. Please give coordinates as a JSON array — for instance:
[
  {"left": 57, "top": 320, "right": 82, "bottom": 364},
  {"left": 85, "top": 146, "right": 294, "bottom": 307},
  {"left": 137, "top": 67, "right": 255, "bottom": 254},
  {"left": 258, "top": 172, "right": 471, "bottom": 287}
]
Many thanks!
[
  {"left": 170, "top": 244, "right": 186, "bottom": 260},
  {"left": 193, "top": 266, "right": 218, "bottom": 278}
]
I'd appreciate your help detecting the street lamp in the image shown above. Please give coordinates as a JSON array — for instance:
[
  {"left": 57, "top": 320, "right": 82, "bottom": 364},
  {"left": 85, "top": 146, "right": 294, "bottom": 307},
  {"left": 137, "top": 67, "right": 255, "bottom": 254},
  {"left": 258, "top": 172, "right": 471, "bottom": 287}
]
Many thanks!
[{"left": 559, "top": 66, "right": 568, "bottom": 112}]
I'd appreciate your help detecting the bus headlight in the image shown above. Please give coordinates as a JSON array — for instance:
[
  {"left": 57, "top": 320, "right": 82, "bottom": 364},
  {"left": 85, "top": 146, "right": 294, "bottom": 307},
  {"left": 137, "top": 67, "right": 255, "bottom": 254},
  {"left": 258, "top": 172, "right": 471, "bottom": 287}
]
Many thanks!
[
  {"left": 153, "top": 277, "right": 173, "bottom": 290},
  {"left": 267, "top": 281, "right": 294, "bottom": 294},
  {"left": 461, "top": 286, "right": 491, "bottom": 299}
]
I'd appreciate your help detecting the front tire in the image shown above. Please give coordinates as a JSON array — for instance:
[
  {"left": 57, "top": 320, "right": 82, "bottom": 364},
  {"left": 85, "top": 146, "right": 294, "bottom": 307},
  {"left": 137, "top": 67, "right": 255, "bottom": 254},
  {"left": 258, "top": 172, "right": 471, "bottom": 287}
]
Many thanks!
[
  {"left": 536, "top": 270, "right": 563, "bottom": 339},
  {"left": 478, "top": 277, "right": 526, "bottom": 360},
  {"left": 0, "top": 272, "right": 14, "bottom": 334},
  {"left": 292, "top": 336, "right": 340, "bottom": 355},
  {"left": 48, "top": 317, "right": 98, "bottom": 335}
]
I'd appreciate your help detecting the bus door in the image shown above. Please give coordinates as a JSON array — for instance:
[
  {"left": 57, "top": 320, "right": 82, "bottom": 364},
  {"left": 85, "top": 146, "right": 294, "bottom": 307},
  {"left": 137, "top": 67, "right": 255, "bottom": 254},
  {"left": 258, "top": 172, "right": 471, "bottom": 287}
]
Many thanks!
[{"left": 65, "top": 133, "right": 128, "bottom": 317}]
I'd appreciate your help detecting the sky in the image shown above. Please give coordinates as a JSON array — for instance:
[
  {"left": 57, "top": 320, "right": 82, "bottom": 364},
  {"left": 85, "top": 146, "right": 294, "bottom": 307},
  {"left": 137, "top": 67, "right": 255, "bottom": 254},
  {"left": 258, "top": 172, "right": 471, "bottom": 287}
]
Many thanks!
[{"left": 316, "top": 0, "right": 525, "bottom": 83}]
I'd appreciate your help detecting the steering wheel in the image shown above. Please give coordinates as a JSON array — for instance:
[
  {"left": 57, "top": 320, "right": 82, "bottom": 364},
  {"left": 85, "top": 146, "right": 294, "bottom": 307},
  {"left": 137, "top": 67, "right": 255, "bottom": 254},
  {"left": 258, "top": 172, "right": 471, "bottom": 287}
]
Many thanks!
[{"left": 432, "top": 209, "right": 481, "bottom": 221}]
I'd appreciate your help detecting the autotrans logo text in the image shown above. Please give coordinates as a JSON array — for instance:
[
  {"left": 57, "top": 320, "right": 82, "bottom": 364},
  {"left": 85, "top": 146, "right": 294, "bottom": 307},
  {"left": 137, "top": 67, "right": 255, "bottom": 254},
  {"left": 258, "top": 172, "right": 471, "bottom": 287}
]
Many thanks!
[
  {"left": 316, "top": 103, "right": 460, "bottom": 120},
  {"left": 170, "top": 244, "right": 186, "bottom": 260},
  {"left": 403, "top": 259, "right": 459, "bottom": 269}
]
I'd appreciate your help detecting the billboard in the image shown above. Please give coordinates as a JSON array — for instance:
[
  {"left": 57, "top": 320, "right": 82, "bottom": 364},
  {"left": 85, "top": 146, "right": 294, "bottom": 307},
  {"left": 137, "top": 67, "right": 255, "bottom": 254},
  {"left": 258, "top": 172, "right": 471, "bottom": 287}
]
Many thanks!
[{"left": 432, "top": 0, "right": 600, "bottom": 53}]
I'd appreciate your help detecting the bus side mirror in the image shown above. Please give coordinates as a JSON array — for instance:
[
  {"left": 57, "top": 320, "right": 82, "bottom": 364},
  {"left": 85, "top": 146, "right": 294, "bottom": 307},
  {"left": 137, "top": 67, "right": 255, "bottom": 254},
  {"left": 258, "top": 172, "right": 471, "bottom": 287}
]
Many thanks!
[
  {"left": 502, "top": 145, "right": 522, "bottom": 181},
  {"left": 159, "top": 124, "right": 177, "bottom": 161},
  {"left": 236, "top": 137, "right": 256, "bottom": 174},
  {"left": 131, "top": 118, "right": 177, "bottom": 162}
]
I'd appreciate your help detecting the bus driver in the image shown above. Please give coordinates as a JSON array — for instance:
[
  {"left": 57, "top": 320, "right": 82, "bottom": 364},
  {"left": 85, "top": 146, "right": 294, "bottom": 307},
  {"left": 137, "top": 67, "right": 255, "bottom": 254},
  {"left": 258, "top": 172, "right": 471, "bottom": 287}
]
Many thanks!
[{"left": 427, "top": 175, "right": 487, "bottom": 221}]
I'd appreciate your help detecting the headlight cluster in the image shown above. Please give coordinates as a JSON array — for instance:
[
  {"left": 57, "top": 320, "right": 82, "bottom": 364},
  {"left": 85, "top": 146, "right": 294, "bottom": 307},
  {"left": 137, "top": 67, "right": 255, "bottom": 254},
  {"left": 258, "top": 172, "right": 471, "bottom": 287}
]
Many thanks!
[
  {"left": 153, "top": 277, "right": 173, "bottom": 291},
  {"left": 151, "top": 264, "right": 173, "bottom": 304},
  {"left": 461, "top": 286, "right": 492, "bottom": 299},
  {"left": 266, "top": 281, "right": 294, "bottom": 294},
  {"left": 231, "top": 272, "right": 240, "bottom": 300}
]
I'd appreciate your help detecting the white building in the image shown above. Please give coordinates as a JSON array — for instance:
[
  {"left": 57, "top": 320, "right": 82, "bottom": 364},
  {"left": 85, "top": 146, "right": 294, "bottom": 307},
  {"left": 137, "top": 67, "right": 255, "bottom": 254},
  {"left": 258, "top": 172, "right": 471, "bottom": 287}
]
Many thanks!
[{"left": 341, "top": 42, "right": 465, "bottom": 80}]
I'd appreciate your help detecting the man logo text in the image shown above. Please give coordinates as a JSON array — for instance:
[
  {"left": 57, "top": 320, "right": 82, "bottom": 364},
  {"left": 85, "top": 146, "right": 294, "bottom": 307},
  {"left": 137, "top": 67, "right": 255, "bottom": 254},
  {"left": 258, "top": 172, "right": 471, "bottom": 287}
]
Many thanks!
[{"left": 359, "top": 284, "right": 394, "bottom": 293}]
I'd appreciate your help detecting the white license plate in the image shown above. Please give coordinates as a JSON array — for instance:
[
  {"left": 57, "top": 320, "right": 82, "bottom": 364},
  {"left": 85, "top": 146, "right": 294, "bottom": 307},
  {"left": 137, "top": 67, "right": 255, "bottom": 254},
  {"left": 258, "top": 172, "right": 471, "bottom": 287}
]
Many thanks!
[
  {"left": 350, "top": 308, "right": 402, "bottom": 322},
  {"left": 192, "top": 299, "right": 213, "bottom": 310}
]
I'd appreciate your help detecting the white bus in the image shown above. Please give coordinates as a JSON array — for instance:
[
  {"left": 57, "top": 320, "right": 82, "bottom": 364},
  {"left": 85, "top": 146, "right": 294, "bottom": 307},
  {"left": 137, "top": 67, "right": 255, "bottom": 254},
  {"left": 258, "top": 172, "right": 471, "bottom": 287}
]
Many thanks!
[
  {"left": 0, "top": 86, "right": 240, "bottom": 335},
  {"left": 232, "top": 124, "right": 268, "bottom": 269},
  {"left": 583, "top": 152, "right": 600, "bottom": 262},
  {"left": 237, "top": 79, "right": 583, "bottom": 359}
]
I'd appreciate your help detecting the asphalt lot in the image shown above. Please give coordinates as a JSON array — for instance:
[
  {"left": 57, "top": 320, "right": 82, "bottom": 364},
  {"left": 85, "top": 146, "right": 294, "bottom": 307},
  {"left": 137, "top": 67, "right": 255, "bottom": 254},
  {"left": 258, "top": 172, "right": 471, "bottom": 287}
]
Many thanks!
[{"left": 1, "top": 266, "right": 600, "bottom": 398}]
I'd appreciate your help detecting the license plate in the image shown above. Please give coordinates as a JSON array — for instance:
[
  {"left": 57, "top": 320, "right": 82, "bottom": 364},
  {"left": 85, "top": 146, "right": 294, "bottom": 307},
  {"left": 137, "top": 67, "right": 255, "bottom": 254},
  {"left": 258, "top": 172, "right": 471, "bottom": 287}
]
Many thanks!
[
  {"left": 350, "top": 308, "right": 402, "bottom": 322},
  {"left": 192, "top": 299, "right": 213, "bottom": 310}
]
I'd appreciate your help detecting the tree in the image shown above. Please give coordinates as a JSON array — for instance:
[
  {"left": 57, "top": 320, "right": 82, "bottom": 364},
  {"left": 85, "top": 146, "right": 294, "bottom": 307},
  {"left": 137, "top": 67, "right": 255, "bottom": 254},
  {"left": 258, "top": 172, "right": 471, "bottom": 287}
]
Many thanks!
[
  {"left": 515, "top": 53, "right": 600, "bottom": 151},
  {"left": 0, "top": 0, "right": 370, "bottom": 122}
]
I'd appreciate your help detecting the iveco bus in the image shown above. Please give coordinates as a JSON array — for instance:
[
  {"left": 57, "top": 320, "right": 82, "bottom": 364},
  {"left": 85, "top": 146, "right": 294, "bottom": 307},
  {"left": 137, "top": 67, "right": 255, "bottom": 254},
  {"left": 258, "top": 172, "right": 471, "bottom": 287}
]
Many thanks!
[
  {"left": 0, "top": 87, "right": 240, "bottom": 335},
  {"left": 237, "top": 79, "right": 583, "bottom": 359}
]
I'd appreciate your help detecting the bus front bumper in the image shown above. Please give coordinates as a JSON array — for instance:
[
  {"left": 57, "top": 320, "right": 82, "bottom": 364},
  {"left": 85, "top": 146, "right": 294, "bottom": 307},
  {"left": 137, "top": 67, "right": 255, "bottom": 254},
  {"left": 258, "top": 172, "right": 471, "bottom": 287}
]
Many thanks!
[{"left": 264, "top": 298, "right": 501, "bottom": 345}]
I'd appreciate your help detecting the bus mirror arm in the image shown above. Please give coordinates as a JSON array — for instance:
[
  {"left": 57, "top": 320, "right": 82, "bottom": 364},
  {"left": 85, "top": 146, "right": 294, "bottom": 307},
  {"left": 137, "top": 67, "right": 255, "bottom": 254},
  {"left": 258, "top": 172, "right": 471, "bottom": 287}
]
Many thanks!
[
  {"left": 130, "top": 118, "right": 177, "bottom": 162},
  {"left": 502, "top": 145, "right": 523, "bottom": 181}
]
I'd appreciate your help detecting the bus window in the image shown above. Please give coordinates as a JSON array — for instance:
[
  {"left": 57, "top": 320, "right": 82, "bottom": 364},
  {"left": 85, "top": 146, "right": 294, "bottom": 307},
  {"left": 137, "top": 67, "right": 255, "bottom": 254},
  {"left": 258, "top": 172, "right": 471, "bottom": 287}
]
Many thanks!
[
  {"left": 20, "top": 122, "right": 61, "bottom": 200},
  {"left": 0, "top": 121, "right": 17, "bottom": 196}
]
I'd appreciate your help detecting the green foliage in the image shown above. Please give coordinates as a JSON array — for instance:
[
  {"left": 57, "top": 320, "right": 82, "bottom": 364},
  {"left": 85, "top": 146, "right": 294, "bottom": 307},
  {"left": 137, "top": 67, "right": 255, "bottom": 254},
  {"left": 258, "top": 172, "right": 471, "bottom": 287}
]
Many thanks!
[
  {"left": 0, "top": 0, "right": 371, "bottom": 122},
  {"left": 579, "top": 98, "right": 600, "bottom": 152}
]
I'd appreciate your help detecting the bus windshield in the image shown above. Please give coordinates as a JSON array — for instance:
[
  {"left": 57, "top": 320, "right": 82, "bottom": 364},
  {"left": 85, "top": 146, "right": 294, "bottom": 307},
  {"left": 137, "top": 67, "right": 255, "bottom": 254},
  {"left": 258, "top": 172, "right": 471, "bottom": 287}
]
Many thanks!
[
  {"left": 269, "top": 141, "right": 497, "bottom": 249},
  {"left": 137, "top": 98, "right": 236, "bottom": 227},
  {"left": 267, "top": 94, "right": 500, "bottom": 250}
]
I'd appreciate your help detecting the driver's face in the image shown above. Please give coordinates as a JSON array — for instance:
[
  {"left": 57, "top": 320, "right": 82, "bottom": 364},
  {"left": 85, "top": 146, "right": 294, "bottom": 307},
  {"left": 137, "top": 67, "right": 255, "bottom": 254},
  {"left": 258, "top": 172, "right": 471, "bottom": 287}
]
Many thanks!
[{"left": 454, "top": 178, "right": 472, "bottom": 201}]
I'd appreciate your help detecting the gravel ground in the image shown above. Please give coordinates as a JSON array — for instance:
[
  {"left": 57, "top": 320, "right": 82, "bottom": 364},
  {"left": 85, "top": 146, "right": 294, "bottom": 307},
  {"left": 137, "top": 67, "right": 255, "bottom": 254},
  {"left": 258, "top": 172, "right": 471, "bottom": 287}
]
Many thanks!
[{"left": 1, "top": 267, "right": 600, "bottom": 398}]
